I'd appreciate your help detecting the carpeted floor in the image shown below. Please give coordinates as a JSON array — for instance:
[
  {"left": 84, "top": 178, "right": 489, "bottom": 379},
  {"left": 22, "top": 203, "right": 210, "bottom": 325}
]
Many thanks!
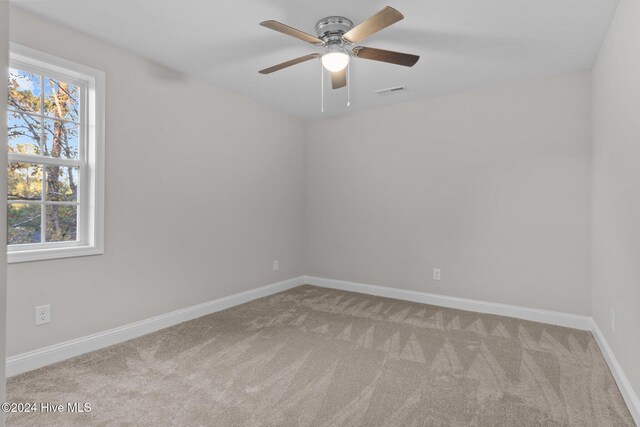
[{"left": 7, "top": 285, "right": 635, "bottom": 426}]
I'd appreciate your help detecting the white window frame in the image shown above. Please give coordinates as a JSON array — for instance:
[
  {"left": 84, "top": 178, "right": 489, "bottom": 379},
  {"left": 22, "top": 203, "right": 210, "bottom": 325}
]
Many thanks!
[{"left": 7, "top": 43, "right": 104, "bottom": 263}]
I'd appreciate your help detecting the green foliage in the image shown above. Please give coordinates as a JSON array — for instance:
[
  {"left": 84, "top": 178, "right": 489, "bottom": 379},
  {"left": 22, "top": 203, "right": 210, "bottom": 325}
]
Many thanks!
[{"left": 8, "top": 204, "right": 41, "bottom": 244}]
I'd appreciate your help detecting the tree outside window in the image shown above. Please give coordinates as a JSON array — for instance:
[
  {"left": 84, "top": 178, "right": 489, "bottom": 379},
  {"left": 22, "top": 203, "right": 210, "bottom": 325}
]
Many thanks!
[{"left": 7, "top": 68, "right": 80, "bottom": 245}]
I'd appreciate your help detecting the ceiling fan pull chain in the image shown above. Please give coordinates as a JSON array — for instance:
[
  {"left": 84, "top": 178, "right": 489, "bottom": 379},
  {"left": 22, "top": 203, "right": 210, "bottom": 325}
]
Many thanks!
[
  {"left": 321, "top": 63, "right": 324, "bottom": 113},
  {"left": 347, "top": 63, "right": 351, "bottom": 107}
]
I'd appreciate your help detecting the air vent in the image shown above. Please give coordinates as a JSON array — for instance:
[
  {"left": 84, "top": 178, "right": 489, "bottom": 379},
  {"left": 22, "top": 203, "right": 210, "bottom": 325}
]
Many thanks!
[{"left": 374, "top": 86, "right": 408, "bottom": 96}]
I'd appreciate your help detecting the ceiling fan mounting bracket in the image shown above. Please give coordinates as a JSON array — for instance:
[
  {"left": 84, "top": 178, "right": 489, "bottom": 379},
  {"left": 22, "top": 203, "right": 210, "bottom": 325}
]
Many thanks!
[{"left": 315, "top": 16, "right": 354, "bottom": 44}]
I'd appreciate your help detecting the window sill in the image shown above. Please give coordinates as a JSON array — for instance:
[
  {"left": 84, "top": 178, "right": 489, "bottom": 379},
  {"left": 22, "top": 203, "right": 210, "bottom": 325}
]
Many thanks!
[{"left": 8, "top": 245, "right": 104, "bottom": 264}]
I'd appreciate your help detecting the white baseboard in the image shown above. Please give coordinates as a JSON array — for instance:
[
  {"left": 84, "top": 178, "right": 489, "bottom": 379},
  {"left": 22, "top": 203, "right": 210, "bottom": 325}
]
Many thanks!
[
  {"left": 591, "top": 320, "right": 640, "bottom": 426},
  {"left": 6, "top": 276, "right": 305, "bottom": 377},
  {"left": 304, "top": 276, "right": 592, "bottom": 330}
]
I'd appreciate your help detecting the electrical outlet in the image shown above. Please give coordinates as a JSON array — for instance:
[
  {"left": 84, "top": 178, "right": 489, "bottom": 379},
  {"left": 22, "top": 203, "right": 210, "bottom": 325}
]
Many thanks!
[
  {"left": 433, "top": 268, "right": 441, "bottom": 281},
  {"left": 35, "top": 304, "right": 51, "bottom": 326},
  {"left": 610, "top": 309, "right": 615, "bottom": 331},
  {"left": 273, "top": 260, "right": 279, "bottom": 271}
]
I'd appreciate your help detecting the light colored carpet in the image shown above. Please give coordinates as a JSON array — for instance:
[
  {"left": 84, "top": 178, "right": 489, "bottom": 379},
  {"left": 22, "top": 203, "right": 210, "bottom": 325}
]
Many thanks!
[{"left": 7, "top": 285, "right": 635, "bottom": 426}]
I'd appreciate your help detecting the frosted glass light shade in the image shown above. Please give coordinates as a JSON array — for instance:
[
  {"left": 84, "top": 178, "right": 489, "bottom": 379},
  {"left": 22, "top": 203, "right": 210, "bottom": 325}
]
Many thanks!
[{"left": 321, "top": 51, "right": 349, "bottom": 72}]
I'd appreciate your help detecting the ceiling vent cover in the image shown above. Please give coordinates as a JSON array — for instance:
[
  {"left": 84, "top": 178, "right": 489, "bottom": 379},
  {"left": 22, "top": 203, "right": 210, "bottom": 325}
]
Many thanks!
[{"left": 374, "top": 85, "right": 408, "bottom": 96}]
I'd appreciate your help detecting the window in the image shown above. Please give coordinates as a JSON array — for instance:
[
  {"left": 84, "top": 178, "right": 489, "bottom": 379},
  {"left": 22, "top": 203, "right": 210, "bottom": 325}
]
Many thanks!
[{"left": 7, "top": 44, "right": 104, "bottom": 263}]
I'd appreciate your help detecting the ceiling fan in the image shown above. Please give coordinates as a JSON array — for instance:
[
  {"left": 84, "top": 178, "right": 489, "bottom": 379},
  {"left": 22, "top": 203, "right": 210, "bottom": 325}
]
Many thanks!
[{"left": 258, "top": 6, "right": 419, "bottom": 90}]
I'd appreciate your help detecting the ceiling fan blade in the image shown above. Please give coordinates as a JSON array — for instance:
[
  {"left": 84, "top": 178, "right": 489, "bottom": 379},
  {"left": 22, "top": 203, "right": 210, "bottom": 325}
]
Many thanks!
[
  {"left": 259, "top": 53, "right": 320, "bottom": 74},
  {"left": 260, "top": 20, "right": 324, "bottom": 45},
  {"left": 343, "top": 6, "right": 404, "bottom": 44},
  {"left": 352, "top": 46, "right": 419, "bottom": 67},
  {"left": 331, "top": 69, "right": 347, "bottom": 89}
]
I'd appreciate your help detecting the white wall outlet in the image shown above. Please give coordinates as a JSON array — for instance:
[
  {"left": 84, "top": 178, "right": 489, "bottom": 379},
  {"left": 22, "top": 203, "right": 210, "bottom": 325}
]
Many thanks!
[
  {"left": 273, "top": 260, "right": 279, "bottom": 271},
  {"left": 35, "top": 304, "right": 51, "bottom": 326},
  {"left": 610, "top": 309, "right": 615, "bottom": 331},
  {"left": 433, "top": 268, "right": 441, "bottom": 281}
]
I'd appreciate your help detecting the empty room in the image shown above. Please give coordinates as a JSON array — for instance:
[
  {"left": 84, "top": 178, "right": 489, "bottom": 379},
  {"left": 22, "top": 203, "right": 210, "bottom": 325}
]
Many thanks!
[{"left": 0, "top": 0, "right": 638, "bottom": 425}]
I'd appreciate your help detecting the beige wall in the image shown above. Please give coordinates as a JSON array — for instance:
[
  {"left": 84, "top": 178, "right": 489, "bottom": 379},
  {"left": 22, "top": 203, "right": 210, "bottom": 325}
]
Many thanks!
[
  {"left": 1, "top": 1, "right": 9, "bottom": 417},
  {"left": 305, "top": 72, "right": 592, "bottom": 315},
  {"left": 7, "top": 8, "right": 305, "bottom": 356},
  {"left": 591, "top": 0, "right": 640, "bottom": 399}
]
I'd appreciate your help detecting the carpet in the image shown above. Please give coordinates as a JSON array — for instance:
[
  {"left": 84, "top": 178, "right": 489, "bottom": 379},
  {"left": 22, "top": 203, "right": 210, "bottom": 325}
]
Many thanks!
[{"left": 7, "top": 285, "right": 635, "bottom": 426}]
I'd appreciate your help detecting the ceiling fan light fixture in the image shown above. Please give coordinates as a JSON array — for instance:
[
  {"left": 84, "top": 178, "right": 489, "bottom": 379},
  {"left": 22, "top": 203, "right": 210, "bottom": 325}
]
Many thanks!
[{"left": 321, "top": 47, "right": 350, "bottom": 72}]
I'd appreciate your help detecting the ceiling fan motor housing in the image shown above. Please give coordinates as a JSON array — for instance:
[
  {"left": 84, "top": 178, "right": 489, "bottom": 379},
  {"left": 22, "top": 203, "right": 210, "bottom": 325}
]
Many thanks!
[{"left": 315, "top": 16, "right": 354, "bottom": 45}]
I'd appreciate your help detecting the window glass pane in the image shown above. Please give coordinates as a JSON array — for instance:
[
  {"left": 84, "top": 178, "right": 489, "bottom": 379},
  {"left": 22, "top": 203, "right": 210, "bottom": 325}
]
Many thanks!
[
  {"left": 8, "top": 68, "right": 41, "bottom": 113},
  {"left": 8, "top": 162, "right": 42, "bottom": 201},
  {"left": 46, "top": 166, "right": 78, "bottom": 202},
  {"left": 45, "top": 205, "right": 77, "bottom": 242},
  {"left": 8, "top": 203, "right": 41, "bottom": 244},
  {"left": 7, "top": 112, "right": 43, "bottom": 155},
  {"left": 43, "top": 119, "right": 79, "bottom": 159},
  {"left": 44, "top": 76, "right": 79, "bottom": 122}
]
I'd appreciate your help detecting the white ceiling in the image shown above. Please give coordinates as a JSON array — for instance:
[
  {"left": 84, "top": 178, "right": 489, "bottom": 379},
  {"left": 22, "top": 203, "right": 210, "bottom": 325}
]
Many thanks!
[{"left": 13, "top": 0, "right": 619, "bottom": 118}]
